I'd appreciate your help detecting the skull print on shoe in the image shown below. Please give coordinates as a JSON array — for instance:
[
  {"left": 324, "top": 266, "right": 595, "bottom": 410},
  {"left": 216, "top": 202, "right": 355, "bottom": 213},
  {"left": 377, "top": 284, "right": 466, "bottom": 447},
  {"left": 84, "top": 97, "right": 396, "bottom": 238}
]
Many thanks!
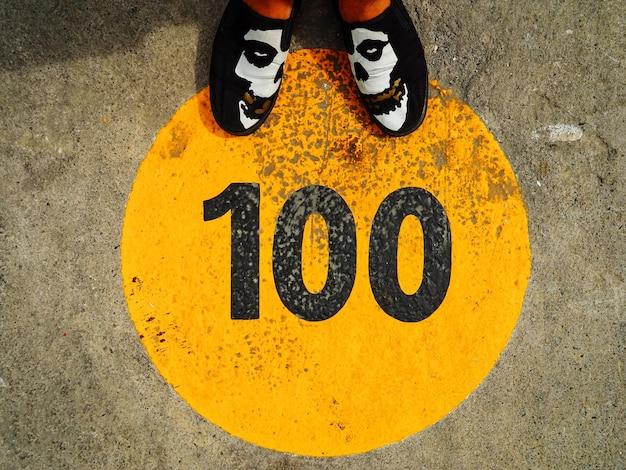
[
  {"left": 335, "top": 0, "right": 429, "bottom": 136},
  {"left": 210, "top": 0, "right": 300, "bottom": 135}
]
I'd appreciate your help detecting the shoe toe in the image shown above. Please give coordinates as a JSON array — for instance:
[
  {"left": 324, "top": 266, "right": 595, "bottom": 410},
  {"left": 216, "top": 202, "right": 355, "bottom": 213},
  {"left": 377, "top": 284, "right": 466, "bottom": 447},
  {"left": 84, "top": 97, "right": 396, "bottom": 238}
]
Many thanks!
[
  {"left": 209, "top": 0, "right": 300, "bottom": 136},
  {"left": 337, "top": 0, "right": 429, "bottom": 136}
]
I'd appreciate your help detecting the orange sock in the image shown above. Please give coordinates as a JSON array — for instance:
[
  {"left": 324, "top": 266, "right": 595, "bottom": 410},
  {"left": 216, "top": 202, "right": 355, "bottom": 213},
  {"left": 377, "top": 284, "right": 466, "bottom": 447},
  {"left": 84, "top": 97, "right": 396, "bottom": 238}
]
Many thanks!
[
  {"left": 338, "top": 0, "right": 391, "bottom": 23},
  {"left": 243, "top": 0, "right": 295, "bottom": 19}
]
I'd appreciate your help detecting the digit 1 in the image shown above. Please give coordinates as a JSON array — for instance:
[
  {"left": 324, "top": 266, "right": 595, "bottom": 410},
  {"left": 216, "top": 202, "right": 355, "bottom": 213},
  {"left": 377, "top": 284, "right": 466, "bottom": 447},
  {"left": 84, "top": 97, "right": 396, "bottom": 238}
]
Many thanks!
[
  {"left": 203, "top": 183, "right": 260, "bottom": 320},
  {"left": 369, "top": 187, "right": 452, "bottom": 322},
  {"left": 273, "top": 185, "right": 357, "bottom": 321}
]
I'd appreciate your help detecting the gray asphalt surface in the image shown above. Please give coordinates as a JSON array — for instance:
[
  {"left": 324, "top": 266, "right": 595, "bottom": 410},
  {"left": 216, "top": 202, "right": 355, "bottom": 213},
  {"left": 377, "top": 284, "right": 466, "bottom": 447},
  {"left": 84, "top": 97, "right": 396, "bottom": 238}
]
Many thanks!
[{"left": 1, "top": 0, "right": 624, "bottom": 467}]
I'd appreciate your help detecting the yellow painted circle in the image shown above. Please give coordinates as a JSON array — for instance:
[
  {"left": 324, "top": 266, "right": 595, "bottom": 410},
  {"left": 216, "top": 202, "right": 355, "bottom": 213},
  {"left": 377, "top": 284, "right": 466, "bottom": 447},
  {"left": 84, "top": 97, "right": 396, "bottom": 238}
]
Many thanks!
[{"left": 121, "top": 49, "right": 531, "bottom": 456}]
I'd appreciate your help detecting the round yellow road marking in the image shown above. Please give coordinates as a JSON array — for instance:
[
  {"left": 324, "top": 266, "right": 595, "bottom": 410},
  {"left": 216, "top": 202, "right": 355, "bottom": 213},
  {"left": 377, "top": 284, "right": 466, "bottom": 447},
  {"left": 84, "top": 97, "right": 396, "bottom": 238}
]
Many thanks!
[{"left": 122, "top": 49, "right": 531, "bottom": 456}]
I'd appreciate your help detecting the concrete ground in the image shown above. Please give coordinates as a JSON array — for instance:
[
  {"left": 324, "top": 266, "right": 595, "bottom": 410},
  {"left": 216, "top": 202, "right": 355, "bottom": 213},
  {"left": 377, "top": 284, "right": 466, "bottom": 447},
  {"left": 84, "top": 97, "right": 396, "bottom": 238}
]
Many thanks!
[{"left": 1, "top": 0, "right": 624, "bottom": 468}]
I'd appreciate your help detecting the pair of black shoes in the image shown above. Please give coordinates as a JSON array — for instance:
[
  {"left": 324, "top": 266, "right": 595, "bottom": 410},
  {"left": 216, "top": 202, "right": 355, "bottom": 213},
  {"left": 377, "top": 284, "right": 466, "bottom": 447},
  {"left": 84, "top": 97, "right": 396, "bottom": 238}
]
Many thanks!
[{"left": 210, "top": 0, "right": 428, "bottom": 137}]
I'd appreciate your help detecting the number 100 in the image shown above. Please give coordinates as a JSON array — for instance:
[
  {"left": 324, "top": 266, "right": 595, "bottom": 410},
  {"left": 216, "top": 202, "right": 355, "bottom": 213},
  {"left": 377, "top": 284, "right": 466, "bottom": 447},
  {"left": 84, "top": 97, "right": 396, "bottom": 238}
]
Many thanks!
[{"left": 204, "top": 184, "right": 451, "bottom": 323}]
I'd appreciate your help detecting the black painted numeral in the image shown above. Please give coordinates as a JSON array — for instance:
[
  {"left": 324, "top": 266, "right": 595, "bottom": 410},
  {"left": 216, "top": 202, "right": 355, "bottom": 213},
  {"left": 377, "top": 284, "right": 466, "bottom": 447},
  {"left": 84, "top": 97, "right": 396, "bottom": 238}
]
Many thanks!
[
  {"left": 203, "top": 183, "right": 260, "bottom": 320},
  {"left": 369, "top": 188, "right": 451, "bottom": 322},
  {"left": 272, "top": 185, "right": 357, "bottom": 321},
  {"left": 204, "top": 184, "right": 451, "bottom": 322}
]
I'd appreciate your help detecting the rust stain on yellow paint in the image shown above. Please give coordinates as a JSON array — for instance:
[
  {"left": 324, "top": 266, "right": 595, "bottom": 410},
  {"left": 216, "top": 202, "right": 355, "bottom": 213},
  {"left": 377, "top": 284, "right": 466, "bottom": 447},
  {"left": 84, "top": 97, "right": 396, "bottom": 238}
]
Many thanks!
[{"left": 121, "top": 49, "right": 531, "bottom": 456}]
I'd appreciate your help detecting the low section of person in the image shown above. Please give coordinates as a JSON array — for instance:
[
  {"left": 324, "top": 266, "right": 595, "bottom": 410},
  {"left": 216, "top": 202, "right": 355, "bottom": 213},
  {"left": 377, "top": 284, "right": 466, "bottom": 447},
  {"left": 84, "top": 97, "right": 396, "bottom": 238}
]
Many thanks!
[{"left": 209, "top": 0, "right": 428, "bottom": 136}]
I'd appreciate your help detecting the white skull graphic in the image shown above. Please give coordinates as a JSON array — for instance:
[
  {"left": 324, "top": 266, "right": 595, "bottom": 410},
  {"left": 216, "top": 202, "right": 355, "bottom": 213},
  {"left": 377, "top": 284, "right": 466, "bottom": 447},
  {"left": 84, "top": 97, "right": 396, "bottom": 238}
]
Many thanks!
[
  {"left": 235, "top": 29, "right": 288, "bottom": 129},
  {"left": 349, "top": 28, "right": 408, "bottom": 132}
]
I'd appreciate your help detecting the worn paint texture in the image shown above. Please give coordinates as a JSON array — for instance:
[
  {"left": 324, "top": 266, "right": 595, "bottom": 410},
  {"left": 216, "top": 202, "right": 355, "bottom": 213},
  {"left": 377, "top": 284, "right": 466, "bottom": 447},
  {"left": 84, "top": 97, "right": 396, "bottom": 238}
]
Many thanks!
[{"left": 121, "top": 49, "right": 531, "bottom": 456}]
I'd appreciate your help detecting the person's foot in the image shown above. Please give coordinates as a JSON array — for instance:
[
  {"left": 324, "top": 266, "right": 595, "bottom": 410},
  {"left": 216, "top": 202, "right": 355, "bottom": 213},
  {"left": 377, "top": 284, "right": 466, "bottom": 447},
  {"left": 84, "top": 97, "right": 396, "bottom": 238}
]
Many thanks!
[
  {"left": 210, "top": 0, "right": 299, "bottom": 135},
  {"left": 335, "top": 0, "right": 429, "bottom": 136}
]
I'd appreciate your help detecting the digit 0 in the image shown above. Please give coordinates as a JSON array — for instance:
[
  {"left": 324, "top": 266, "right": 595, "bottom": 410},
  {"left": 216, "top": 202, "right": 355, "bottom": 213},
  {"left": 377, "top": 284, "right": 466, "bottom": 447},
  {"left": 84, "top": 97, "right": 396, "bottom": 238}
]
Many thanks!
[
  {"left": 272, "top": 185, "right": 356, "bottom": 321},
  {"left": 369, "top": 188, "right": 452, "bottom": 322}
]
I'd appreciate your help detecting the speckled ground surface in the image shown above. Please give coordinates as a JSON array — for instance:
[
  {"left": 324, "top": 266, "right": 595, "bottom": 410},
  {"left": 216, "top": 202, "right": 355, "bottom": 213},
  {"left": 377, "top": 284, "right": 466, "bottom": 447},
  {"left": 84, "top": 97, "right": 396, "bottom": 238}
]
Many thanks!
[{"left": 1, "top": 0, "right": 624, "bottom": 468}]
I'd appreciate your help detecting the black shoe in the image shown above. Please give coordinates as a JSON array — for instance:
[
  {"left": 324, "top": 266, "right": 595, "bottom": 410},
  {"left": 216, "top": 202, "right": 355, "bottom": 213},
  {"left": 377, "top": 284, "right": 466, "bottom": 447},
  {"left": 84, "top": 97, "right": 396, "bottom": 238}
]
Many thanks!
[
  {"left": 334, "top": 0, "right": 428, "bottom": 136},
  {"left": 210, "top": 0, "right": 301, "bottom": 135}
]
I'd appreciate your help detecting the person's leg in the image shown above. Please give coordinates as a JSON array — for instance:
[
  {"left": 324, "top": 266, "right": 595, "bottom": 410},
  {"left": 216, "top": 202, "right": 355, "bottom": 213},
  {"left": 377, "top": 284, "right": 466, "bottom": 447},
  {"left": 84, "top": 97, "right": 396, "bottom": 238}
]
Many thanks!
[
  {"left": 243, "top": 0, "right": 392, "bottom": 23},
  {"left": 337, "top": 0, "right": 390, "bottom": 22},
  {"left": 243, "top": 0, "right": 295, "bottom": 19}
]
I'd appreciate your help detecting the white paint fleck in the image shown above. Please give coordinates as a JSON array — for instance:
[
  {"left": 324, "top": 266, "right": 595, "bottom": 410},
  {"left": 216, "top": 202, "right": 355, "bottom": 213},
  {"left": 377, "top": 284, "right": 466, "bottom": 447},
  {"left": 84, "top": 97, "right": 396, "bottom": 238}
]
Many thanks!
[
  {"left": 537, "top": 180, "right": 542, "bottom": 187},
  {"left": 0, "top": 377, "right": 6, "bottom": 388},
  {"left": 532, "top": 124, "right": 583, "bottom": 142},
  {"left": 604, "top": 52, "right": 620, "bottom": 63},
  {"left": 566, "top": 29, "right": 573, "bottom": 34},
  {"left": 547, "top": 124, "right": 584, "bottom": 142}
]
